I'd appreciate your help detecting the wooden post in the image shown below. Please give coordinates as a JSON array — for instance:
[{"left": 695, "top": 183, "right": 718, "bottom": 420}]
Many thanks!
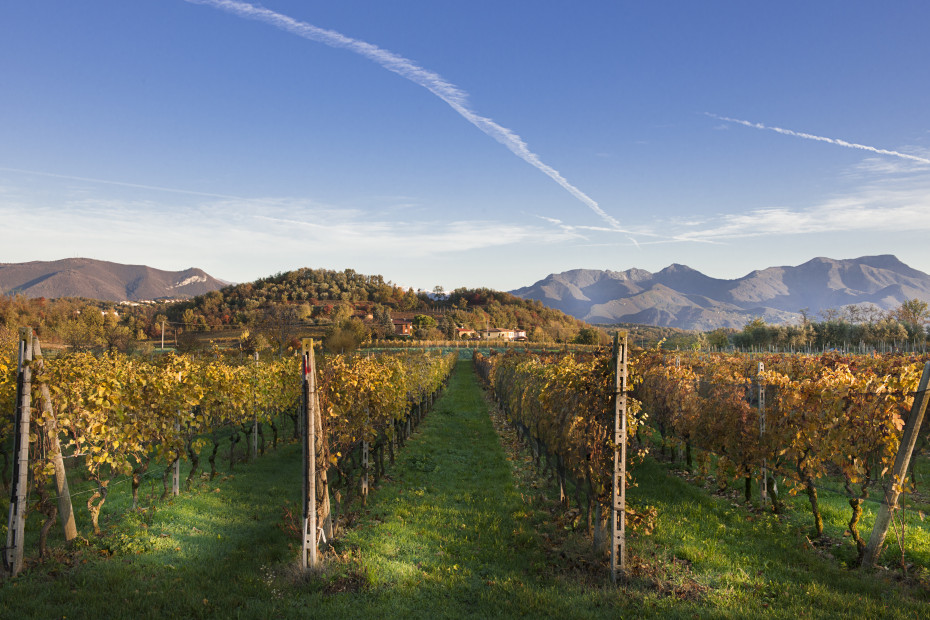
[
  {"left": 173, "top": 419, "right": 181, "bottom": 497},
  {"left": 758, "top": 362, "right": 768, "bottom": 506},
  {"left": 316, "top": 376, "right": 333, "bottom": 542},
  {"left": 862, "top": 361, "right": 930, "bottom": 568},
  {"left": 361, "top": 408, "right": 370, "bottom": 506},
  {"left": 251, "top": 352, "right": 259, "bottom": 461},
  {"left": 610, "top": 332, "right": 628, "bottom": 583},
  {"left": 5, "top": 328, "right": 33, "bottom": 577},
  {"left": 301, "top": 339, "right": 318, "bottom": 570},
  {"left": 32, "top": 336, "right": 77, "bottom": 542},
  {"left": 361, "top": 440, "right": 369, "bottom": 506}
]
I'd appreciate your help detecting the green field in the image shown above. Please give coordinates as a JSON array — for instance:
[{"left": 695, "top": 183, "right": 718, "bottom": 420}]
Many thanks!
[{"left": 2, "top": 360, "right": 929, "bottom": 618}]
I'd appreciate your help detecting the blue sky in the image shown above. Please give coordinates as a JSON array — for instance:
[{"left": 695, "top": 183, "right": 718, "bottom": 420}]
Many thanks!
[{"left": 2, "top": 1, "right": 930, "bottom": 291}]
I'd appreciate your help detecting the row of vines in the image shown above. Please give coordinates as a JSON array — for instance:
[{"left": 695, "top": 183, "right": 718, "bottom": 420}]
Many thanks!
[
  {"left": 636, "top": 350, "right": 929, "bottom": 564},
  {"left": 320, "top": 350, "right": 457, "bottom": 514},
  {"left": 474, "top": 349, "right": 648, "bottom": 549},
  {"left": 1, "top": 326, "right": 456, "bottom": 568},
  {"left": 474, "top": 344, "right": 928, "bottom": 569}
]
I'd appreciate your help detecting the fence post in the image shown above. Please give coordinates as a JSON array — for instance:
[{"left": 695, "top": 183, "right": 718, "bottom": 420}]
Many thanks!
[
  {"left": 861, "top": 361, "right": 930, "bottom": 568},
  {"left": 5, "top": 328, "right": 33, "bottom": 577},
  {"left": 301, "top": 339, "right": 318, "bottom": 571},
  {"left": 611, "top": 332, "right": 628, "bottom": 583}
]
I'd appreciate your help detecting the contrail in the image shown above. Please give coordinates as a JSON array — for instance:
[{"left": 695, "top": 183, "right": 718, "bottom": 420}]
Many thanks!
[
  {"left": 184, "top": 0, "right": 623, "bottom": 230},
  {"left": 708, "top": 114, "right": 930, "bottom": 165},
  {"left": 0, "top": 166, "right": 246, "bottom": 199}
]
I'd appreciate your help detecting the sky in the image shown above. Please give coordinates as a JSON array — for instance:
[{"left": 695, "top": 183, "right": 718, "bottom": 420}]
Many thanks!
[{"left": 2, "top": 1, "right": 930, "bottom": 292}]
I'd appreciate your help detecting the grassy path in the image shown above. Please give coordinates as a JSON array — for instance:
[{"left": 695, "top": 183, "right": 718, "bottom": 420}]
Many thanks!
[{"left": 312, "top": 358, "right": 615, "bottom": 618}]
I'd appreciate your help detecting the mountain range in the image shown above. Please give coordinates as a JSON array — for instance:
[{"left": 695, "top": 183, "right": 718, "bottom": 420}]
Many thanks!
[
  {"left": 0, "top": 258, "right": 227, "bottom": 302},
  {"left": 510, "top": 255, "right": 930, "bottom": 330},
  {"left": 3, "top": 255, "right": 928, "bottom": 331}
]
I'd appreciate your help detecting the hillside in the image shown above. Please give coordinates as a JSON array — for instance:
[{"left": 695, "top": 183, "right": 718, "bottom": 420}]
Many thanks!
[
  {"left": 0, "top": 258, "right": 226, "bottom": 301},
  {"left": 512, "top": 255, "right": 930, "bottom": 330},
  {"left": 170, "top": 268, "right": 591, "bottom": 344}
]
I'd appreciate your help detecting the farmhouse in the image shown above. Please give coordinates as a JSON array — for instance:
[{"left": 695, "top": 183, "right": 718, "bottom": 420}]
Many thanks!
[
  {"left": 478, "top": 328, "right": 527, "bottom": 341},
  {"left": 392, "top": 318, "right": 413, "bottom": 336}
]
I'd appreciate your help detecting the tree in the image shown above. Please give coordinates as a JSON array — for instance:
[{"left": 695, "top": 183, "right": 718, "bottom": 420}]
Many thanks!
[
  {"left": 399, "top": 288, "right": 420, "bottom": 311},
  {"left": 329, "top": 304, "right": 353, "bottom": 325},
  {"left": 412, "top": 314, "right": 437, "bottom": 330},
  {"left": 528, "top": 326, "right": 551, "bottom": 343},
  {"left": 690, "top": 332, "right": 709, "bottom": 351},
  {"left": 371, "top": 304, "right": 394, "bottom": 338},
  {"left": 573, "top": 327, "right": 601, "bottom": 345},
  {"left": 257, "top": 304, "right": 302, "bottom": 356},
  {"left": 412, "top": 314, "right": 438, "bottom": 339},
  {"left": 893, "top": 298, "right": 930, "bottom": 326},
  {"left": 58, "top": 307, "right": 105, "bottom": 351},
  {"left": 437, "top": 316, "right": 456, "bottom": 339},
  {"left": 325, "top": 317, "right": 369, "bottom": 353},
  {"left": 237, "top": 328, "right": 268, "bottom": 355},
  {"left": 102, "top": 312, "right": 132, "bottom": 353},
  {"left": 706, "top": 328, "right": 731, "bottom": 349}
]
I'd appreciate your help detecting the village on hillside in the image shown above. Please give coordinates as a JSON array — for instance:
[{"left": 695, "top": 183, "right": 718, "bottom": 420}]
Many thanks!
[{"left": 392, "top": 318, "right": 526, "bottom": 341}]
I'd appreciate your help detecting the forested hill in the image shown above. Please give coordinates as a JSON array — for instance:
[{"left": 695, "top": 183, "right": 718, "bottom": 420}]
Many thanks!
[
  {"left": 168, "top": 267, "right": 594, "bottom": 343},
  {"left": 0, "top": 267, "right": 597, "bottom": 352}
]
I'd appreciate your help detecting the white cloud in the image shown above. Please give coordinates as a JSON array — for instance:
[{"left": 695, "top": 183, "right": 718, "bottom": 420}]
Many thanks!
[
  {"left": 668, "top": 177, "right": 930, "bottom": 241},
  {"left": 845, "top": 155, "right": 930, "bottom": 178},
  {"left": 0, "top": 191, "right": 578, "bottom": 279}
]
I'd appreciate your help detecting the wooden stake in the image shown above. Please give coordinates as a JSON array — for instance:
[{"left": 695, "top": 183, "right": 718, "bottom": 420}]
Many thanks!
[
  {"left": 362, "top": 408, "right": 370, "bottom": 507},
  {"left": 173, "top": 419, "right": 181, "bottom": 497},
  {"left": 301, "top": 339, "right": 318, "bottom": 570},
  {"left": 32, "top": 336, "right": 77, "bottom": 543},
  {"left": 861, "top": 361, "right": 930, "bottom": 568},
  {"left": 252, "top": 351, "right": 259, "bottom": 461}
]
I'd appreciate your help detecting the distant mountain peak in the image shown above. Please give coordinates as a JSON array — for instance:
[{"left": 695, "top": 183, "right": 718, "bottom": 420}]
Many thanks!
[
  {"left": 659, "top": 263, "right": 696, "bottom": 272},
  {"left": 0, "top": 258, "right": 227, "bottom": 302},
  {"left": 511, "top": 255, "right": 930, "bottom": 330}
]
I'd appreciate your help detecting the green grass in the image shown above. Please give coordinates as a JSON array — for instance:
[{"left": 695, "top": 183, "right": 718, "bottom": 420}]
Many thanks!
[
  {"left": 627, "top": 458, "right": 929, "bottom": 618},
  {"left": 2, "top": 360, "right": 929, "bottom": 618}
]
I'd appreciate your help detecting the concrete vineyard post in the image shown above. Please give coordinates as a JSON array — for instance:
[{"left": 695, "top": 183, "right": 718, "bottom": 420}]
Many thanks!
[
  {"left": 5, "top": 328, "right": 33, "bottom": 577},
  {"left": 611, "top": 331, "right": 628, "bottom": 583}
]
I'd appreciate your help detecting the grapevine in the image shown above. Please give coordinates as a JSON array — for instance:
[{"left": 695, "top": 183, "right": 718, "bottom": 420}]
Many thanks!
[
  {"left": 635, "top": 349, "right": 924, "bottom": 561},
  {"left": 475, "top": 349, "right": 647, "bottom": 540}
]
